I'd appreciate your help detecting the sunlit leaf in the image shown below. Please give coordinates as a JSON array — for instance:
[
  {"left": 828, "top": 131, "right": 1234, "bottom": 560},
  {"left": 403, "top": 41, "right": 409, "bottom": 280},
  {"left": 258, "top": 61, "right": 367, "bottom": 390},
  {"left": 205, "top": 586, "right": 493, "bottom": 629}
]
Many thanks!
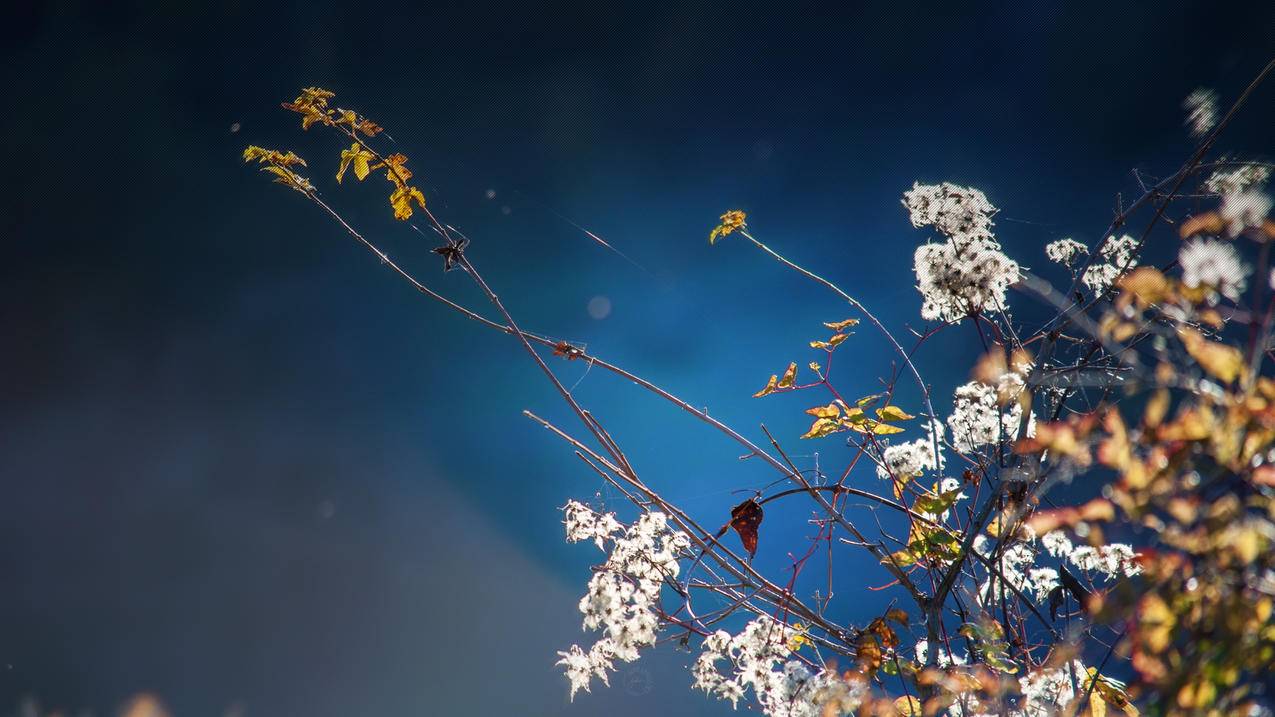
[
  {"left": 777, "top": 362, "right": 798, "bottom": 388},
  {"left": 877, "top": 405, "right": 915, "bottom": 422},
  {"left": 708, "top": 210, "right": 747, "bottom": 244},
  {"left": 1179, "top": 327, "right": 1244, "bottom": 383},
  {"left": 390, "top": 184, "right": 427, "bottom": 220},
  {"left": 824, "top": 318, "right": 860, "bottom": 331},
  {"left": 336, "top": 142, "right": 377, "bottom": 183}
]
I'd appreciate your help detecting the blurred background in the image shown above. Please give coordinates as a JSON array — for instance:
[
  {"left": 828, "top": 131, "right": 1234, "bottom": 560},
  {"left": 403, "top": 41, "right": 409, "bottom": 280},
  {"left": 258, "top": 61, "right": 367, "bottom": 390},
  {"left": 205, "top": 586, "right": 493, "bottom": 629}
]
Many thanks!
[{"left": 1, "top": 1, "right": 1272, "bottom": 714}]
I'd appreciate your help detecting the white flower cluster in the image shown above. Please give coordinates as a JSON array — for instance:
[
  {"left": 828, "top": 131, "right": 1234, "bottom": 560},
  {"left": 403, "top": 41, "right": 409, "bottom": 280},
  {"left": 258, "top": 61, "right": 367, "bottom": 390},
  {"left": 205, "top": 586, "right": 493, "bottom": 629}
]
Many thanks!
[
  {"left": 1183, "top": 88, "right": 1218, "bottom": 139},
  {"left": 1179, "top": 237, "right": 1249, "bottom": 301},
  {"left": 904, "top": 182, "right": 997, "bottom": 243},
  {"left": 1205, "top": 164, "right": 1270, "bottom": 196},
  {"left": 563, "top": 499, "right": 624, "bottom": 550},
  {"left": 876, "top": 421, "right": 945, "bottom": 481},
  {"left": 1017, "top": 660, "right": 1089, "bottom": 717},
  {"left": 972, "top": 537, "right": 1058, "bottom": 602},
  {"left": 1220, "top": 189, "right": 1273, "bottom": 237},
  {"left": 905, "top": 182, "right": 1020, "bottom": 323},
  {"left": 693, "top": 618, "right": 864, "bottom": 716},
  {"left": 973, "top": 529, "right": 1140, "bottom": 610},
  {"left": 947, "top": 380, "right": 1034, "bottom": 454},
  {"left": 1044, "top": 237, "right": 1088, "bottom": 267},
  {"left": 1080, "top": 234, "right": 1138, "bottom": 294},
  {"left": 557, "top": 504, "right": 691, "bottom": 700},
  {"left": 915, "top": 638, "right": 968, "bottom": 668}
]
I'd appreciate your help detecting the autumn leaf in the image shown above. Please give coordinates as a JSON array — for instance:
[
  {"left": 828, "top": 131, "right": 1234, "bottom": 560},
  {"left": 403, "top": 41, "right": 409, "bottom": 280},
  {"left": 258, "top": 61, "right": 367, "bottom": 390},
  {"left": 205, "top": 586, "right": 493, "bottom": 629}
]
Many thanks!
[
  {"left": 805, "top": 402, "right": 841, "bottom": 419},
  {"left": 709, "top": 210, "right": 747, "bottom": 244},
  {"left": 1179, "top": 327, "right": 1244, "bottom": 383},
  {"left": 729, "top": 498, "right": 763, "bottom": 558},
  {"left": 754, "top": 363, "right": 798, "bottom": 397},
  {"left": 801, "top": 418, "right": 844, "bottom": 439},
  {"left": 893, "top": 696, "right": 921, "bottom": 716},
  {"left": 390, "top": 184, "right": 427, "bottom": 220},
  {"left": 876, "top": 405, "right": 914, "bottom": 422},
  {"left": 380, "top": 153, "right": 414, "bottom": 185},
  {"left": 337, "top": 142, "right": 377, "bottom": 183},
  {"left": 281, "top": 87, "right": 336, "bottom": 130},
  {"left": 809, "top": 333, "right": 850, "bottom": 350},
  {"left": 823, "top": 318, "right": 859, "bottom": 331},
  {"left": 786, "top": 623, "right": 810, "bottom": 652}
]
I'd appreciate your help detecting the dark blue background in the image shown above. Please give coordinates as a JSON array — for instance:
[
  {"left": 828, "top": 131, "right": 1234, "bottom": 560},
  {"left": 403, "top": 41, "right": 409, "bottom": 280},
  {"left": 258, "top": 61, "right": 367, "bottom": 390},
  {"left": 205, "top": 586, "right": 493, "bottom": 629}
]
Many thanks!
[{"left": 2, "top": 2, "right": 1272, "bottom": 714}]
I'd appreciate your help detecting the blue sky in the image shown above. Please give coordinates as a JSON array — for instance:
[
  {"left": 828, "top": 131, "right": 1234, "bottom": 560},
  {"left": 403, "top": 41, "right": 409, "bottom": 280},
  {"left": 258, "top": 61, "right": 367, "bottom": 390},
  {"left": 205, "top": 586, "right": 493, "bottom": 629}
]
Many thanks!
[{"left": 1, "top": 1, "right": 1272, "bottom": 714}]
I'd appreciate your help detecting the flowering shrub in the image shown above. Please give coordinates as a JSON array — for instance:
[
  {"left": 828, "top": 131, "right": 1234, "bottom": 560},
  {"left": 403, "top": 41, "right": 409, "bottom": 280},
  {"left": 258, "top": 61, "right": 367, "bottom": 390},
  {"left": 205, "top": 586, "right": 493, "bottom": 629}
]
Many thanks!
[{"left": 246, "top": 70, "right": 1275, "bottom": 716}]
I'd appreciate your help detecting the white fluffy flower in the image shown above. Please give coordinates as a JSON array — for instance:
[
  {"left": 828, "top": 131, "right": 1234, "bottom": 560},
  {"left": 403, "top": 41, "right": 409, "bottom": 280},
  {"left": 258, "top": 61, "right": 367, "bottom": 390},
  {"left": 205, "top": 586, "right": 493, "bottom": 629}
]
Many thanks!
[
  {"left": 559, "top": 509, "right": 691, "bottom": 697},
  {"left": 1027, "top": 568, "right": 1060, "bottom": 601},
  {"left": 1183, "top": 88, "right": 1217, "bottom": 139},
  {"left": 1099, "top": 543, "right": 1142, "bottom": 577},
  {"left": 1205, "top": 164, "right": 1271, "bottom": 196},
  {"left": 905, "top": 182, "right": 1018, "bottom": 323},
  {"left": 1081, "top": 234, "right": 1138, "bottom": 293},
  {"left": 1045, "top": 237, "right": 1088, "bottom": 267},
  {"left": 563, "top": 500, "right": 624, "bottom": 550},
  {"left": 693, "top": 617, "right": 862, "bottom": 717},
  {"left": 1220, "top": 189, "right": 1272, "bottom": 237},
  {"left": 1019, "top": 661, "right": 1087, "bottom": 716},
  {"left": 915, "top": 639, "right": 967, "bottom": 667},
  {"left": 1179, "top": 237, "right": 1248, "bottom": 300},
  {"left": 903, "top": 182, "right": 998, "bottom": 246},
  {"left": 1041, "top": 530, "right": 1074, "bottom": 558},
  {"left": 557, "top": 643, "right": 614, "bottom": 701},
  {"left": 914, "top": 240, "right": 1020, "bottom": 322},
  {"left": 876, "top": 421, "right": 945, "bottom": 480},
  {"left": 947, "top": 381, "right": 1034, "bottom": 453}
]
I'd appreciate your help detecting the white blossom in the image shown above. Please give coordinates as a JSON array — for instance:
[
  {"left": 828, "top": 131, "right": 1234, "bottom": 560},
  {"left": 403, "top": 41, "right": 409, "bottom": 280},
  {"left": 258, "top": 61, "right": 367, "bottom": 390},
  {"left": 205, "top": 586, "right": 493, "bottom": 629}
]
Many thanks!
[
  {"left": 556, "top": 643, "right": 614, "bottom": 701},
  {"left": 693, "top": 618, "right": 865, "bottom": 717},
  {"left": 1183, "top": 88, "right": 1217, "bottom": 138},
  {"left": 1019, "top": 661, "right": 1087, "bottom": 717},
  {"left": 905, "top": 182, "right": 1019, "bottom": 323},
  {"left": 947, "top": 381, "right": 1035, "bottom": 453},
  {"left": 1044, "top": 237, "right": 1088, "bottom": 267},
  {"left": 1179, "top": 237, "right": 1248, "bottom": 300},
  {"left": 915, "top": 639, "right": 967, "bottom": 668},
  {"left": 1081, "top": 234, "right": 1138, "bottom": 293},
  {"left": 563, "top": 500, "right": 624, "bottom": 550},
  {"left": 558, "top": 508, "right": 691, "bottom": 697},
  {"left": 1220, "top": 189, "right": 1272, "bottom": 237},
  {"left": 1041, "top": 530, "right": 1073, "bottom": 558},
  {"left": 1027, "top": 568, "right": 1060, "bottom": 601},
  {"left": 1205, "top": 164, "right": 1271, "bottom": 196},
  {"left": 903, "top": 182, "right": 997, "bottom": 246},
  {"left": 876, "top": 421, "right": 945, "bottom": 480},
  {"left": 913, "top": 236, "right": 1019, "bottom": 323}
]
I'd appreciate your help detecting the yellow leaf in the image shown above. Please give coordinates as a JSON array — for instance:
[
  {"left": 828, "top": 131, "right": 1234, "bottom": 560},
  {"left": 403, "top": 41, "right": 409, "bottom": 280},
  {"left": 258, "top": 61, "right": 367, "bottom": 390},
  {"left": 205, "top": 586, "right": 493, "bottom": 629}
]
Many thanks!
[
  {"left": 337, "top": 142, "right": 376, "bottom": 183},
  {"left": 1179, "top": 327, "right": 1244, "bottom": 383},
  {"left": 877, "top": 405, "right": 915, "bottom": 422},
  {"left": 1143, "top": 388, "right": 1169, "bottom": 428},
  {"left": 380, "top": 153, "right": 414, "bottom": 185},
  {"left": 754, "top": 375, "right": 780, "bottom": 398},
  {"left": 390, "top": 184, "right": 426, "bottom": 221},
  {"left": 709, "top": 210, "right": 747, "bottom": 244},
  {"left": 805, "top": 403, "right": 841, "bottom": 419},
  {"left": 801, "top": 418, "right": 844, "bottom": 439},
  {"left": 1140, "top": 593, "right": 1175, "bottom": 653},
  {"left": 777, "top": 362, "right": 798, "bottom": 389},
  {"left": 823, "top": 318, "right": 859, "bottom": 331},
  {"left": 893, "top": 696, "right": 922, "bottom": 716}
]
